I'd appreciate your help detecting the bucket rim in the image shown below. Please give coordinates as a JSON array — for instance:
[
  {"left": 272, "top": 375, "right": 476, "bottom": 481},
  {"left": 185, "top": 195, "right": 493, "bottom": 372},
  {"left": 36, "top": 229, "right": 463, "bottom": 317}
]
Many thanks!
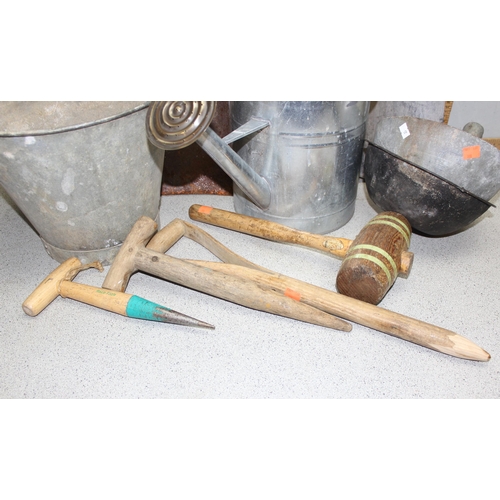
[{"left": 0, "top": 101, "right": 150, "bottom": 138}]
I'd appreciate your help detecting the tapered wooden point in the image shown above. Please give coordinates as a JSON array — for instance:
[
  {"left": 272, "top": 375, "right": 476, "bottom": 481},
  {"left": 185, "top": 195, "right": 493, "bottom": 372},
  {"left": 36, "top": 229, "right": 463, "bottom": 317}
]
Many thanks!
[{"left": 429, "top": 334, "right": 491, "bottom": 362}]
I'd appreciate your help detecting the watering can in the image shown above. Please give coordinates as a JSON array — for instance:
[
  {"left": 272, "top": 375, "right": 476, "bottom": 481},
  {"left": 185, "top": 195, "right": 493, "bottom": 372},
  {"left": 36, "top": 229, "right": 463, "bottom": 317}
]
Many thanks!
[{"left": 146, "top": 101, "right": 369, "bottom": 234}]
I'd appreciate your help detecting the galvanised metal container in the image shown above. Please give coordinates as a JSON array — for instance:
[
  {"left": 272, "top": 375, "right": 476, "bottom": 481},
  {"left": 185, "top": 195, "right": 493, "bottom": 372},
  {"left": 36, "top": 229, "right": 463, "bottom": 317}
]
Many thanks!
[
  {"left": 363, "top": 116, "right": 500, "bottom": 236},
  {"left": 229, "top": 101, "right": 369, "bottom": 233},
  {"left": 145, "top": 101, "right": 369, "bottom": 234},
  {"left": 0, "top": 102, "right": 164, "bottom": 264}
]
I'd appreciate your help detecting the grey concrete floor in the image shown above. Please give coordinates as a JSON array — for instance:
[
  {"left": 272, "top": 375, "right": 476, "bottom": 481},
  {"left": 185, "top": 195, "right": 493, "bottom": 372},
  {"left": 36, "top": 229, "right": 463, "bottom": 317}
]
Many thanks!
[{"left": 1, "top": 183, "right": 500, "bottom": 398}]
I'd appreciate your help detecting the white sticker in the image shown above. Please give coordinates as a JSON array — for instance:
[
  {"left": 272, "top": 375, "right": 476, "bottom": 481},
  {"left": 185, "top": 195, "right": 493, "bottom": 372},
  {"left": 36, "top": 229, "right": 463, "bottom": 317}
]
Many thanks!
[{"left": 399, "top": 122, "right": 410, "bottom": 139}]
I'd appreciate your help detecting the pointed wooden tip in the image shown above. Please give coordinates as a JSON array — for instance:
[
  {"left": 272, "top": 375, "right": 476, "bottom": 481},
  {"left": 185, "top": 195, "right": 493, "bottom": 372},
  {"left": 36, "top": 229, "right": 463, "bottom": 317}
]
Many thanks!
[{"left": 430, "top": 334, "right": 491, "bottom": 362}]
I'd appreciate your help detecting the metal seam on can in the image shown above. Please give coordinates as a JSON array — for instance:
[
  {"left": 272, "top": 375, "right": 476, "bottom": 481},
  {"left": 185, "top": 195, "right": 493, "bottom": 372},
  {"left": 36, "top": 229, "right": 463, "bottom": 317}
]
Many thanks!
[
  {"left": 343, "top": 253, "right": 392, "bottom": 283},
  {"left": 367, "top": 219, "right": 410, "bottom": 247},
  {"left": 348, "top": 244, "right": 398, "bottom": 277}
]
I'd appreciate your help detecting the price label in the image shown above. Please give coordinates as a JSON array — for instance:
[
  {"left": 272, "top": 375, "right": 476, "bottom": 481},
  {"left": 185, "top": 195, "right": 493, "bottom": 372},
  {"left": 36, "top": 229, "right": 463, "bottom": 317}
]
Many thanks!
[
  {"left": 463, "top": 145, "right": 481, "bottom": 160},
  {"left": 399, "top": 122, "right": 410, "bottom": 139}
]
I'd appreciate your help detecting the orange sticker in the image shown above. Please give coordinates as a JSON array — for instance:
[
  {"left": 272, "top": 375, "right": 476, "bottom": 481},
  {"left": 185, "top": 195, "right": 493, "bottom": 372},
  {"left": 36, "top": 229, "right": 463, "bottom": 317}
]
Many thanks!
[
  {"left": 198, "top": 206, "right": 213, "bottom": 214},
  {"left": 284, "top": 288, "right": 301, "bottom": 301},
  {"left": 463, "top": 145, "right": 481, "bottom": 160}
]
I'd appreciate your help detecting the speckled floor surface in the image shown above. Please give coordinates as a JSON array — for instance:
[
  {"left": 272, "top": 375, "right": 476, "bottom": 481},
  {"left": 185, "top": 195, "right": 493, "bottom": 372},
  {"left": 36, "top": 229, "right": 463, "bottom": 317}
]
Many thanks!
[{"left": 1, "top": 183, "right": 499, "bottom": 398}]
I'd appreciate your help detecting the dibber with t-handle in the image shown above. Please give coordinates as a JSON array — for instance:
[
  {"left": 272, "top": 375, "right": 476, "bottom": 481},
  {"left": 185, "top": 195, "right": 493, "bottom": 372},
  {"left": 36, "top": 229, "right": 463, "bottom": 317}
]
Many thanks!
[
  {"left": 22, "top": 257, "right": 214, "bottom": 329},
  {"left": 102, "top": 217, "right": 352, "bottom": 332}
]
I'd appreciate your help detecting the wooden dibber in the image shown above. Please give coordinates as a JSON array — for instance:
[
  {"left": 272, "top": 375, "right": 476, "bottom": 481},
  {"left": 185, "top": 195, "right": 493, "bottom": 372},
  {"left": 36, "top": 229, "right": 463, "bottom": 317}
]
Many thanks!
[
  {"left": 102, "top": 216, "right": 490, "bottom": 361},
  {"left": 22, "top": 257, "right": 214, "bottom": 329},
  {"left": 102, "top": 217, "right": 352, "bottom": 332},
  {"left": 188, "top": 205, "right": 414, "bottom": 304}
]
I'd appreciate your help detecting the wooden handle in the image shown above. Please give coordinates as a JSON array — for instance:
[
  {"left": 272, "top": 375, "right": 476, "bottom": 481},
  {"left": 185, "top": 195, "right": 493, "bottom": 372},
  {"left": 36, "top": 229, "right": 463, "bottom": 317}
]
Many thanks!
[
  {"left": 123, "top": 247, "right": 352, "bottom": 332},
  {"left": 189, "top": 204, "right": 352, "bottom": 258},
  {"left": 22, "top": 258, "right": 101, "bottom": 316},
  {"left": 59, "top": 281, "right": 132, "bottom": 315},
  {"left": 102, "top": 216, "right": 158, "bottom": 292},
  {"left": 184, "top": 260, "right": 489, "bottom": 362}
]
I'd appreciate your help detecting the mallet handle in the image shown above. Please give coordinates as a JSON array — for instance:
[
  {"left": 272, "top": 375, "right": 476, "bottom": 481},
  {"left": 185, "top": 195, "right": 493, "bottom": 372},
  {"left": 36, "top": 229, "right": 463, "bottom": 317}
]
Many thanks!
[
  {"left": 189, "top": 205, "right": 414, "bottom": 274},
  {"left": 189, "top": 205, "right": 353, "bottom": 257}
]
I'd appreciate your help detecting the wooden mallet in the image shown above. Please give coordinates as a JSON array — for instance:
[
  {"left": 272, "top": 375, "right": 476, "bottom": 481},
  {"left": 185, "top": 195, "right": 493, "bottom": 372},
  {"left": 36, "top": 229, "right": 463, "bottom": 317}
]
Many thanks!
[
  {"left": 102, "top": 216, "right": 490, "bottom": 361},
  {"left": 189, "top": 205, "right": 414, "bottom": 305},
  {"left": 22, "top": 257, "right": 214, "bottom": 329}
]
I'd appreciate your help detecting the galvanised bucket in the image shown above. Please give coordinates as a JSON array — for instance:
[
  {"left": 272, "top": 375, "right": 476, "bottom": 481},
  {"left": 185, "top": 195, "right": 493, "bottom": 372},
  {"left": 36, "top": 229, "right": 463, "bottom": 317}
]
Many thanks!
[{"left": 0, "top": 101, "right": 164, "bottom": 264}]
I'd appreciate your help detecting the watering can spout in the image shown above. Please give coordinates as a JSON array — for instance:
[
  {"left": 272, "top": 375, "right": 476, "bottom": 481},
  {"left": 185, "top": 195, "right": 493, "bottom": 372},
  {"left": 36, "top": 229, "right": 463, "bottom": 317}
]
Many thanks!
[
  {"left": 197, "top": 126, "right": 272, "bottom": 209},
  {"left": 145, "top": 101, "right": 271, "bottom": 210}
]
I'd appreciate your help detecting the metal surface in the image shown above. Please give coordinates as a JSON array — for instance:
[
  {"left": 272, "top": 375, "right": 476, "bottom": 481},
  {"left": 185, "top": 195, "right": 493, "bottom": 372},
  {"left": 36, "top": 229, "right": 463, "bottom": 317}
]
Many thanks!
[
  {"left": 364, "top": 143, "right": 492, "bottom": 236},
  {"left": 363, "top": 115, "right": 500, "bottom": 236},
  {"left": 229, "top": 101, "right": 370, "bottom": 233},
  {"left": 0, "top": 101, "right": 147, "bottom": 136},
  {"left": 146, "top": 101, "right": 369, "bottom": 234},
  {"left": 197, "top": 126, "right": 272, "bottom": 210},
  {"left": 222, "top": 118, "right": 270, "bottom": 144},
  {"left": 0, "top": 102, "right": 164, "bottom": 264},
  {"left": 371, "top": 116, "right": 500, "bottom": 201},
  {"left": 160, "top": 101, "right": 233, "bottom": 196},
  {"left": 146, "top": 101, "right": 216, "bottom": 150},
  {"left": 147, "top": 101, "right": 269, "bottom": 204}
]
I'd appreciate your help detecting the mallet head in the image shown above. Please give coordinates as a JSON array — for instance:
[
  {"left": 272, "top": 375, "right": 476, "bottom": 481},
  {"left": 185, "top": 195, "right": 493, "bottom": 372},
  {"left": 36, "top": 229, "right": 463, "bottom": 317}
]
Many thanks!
[{"left": 336, "top": 212, "right": 413, "bottom": 305}]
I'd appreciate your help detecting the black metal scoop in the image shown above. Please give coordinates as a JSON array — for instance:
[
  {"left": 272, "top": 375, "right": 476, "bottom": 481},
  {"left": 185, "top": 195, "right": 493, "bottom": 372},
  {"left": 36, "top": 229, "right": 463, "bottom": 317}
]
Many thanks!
[{"left": 363, "top": 117, "right": 499, "bottom": 237}]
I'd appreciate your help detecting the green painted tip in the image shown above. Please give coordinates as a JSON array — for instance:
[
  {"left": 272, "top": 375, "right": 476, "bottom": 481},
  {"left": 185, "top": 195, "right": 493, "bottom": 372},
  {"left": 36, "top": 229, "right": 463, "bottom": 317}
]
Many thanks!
[{"left": 125, "top": 295, "right": 215, "bottom": 329}]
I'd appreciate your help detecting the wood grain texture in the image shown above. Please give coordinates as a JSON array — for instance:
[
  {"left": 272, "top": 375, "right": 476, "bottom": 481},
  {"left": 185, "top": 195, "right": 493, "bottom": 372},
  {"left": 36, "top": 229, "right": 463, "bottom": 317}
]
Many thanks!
[
  {"left": 444, "top": 101, "right": 453, "bottom": 124},
  {"left": 336, "top": 212, "right": 412, "bottom": 305},
  {"left": 189, "top": 204, "right": 352, "bottom": 258},
  {"left": 189, "top": 204, "right": 414, "bottom": 305}
]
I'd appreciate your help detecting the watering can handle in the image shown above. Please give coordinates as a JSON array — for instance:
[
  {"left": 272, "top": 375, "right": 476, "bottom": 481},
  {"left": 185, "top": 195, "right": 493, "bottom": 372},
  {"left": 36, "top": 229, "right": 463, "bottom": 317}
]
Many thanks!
[{"left": 222, "top": 118, "right": 270, "bottom": 145}]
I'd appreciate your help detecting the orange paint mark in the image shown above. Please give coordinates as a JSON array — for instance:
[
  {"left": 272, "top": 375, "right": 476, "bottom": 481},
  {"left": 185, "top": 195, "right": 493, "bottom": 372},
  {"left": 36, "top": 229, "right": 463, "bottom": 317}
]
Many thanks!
[
  {"left": 284, "top": 288, "right": 301, "bottom": 301},
  {"left": 463, "top": 145, "right": 481, "bottom": 160},
  {"left": 198, "top": 205, "right": 213, "bottom": 214}
]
